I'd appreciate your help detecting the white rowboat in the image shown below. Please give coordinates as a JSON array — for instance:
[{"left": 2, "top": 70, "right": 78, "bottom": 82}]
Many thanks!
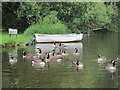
[{"left": 35, "top": 33, "right": 83, "bottom": 42}]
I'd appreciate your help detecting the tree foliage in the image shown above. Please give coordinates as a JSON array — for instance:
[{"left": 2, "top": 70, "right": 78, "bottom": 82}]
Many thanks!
[{"left": 2, "top": 2, "right": 119, "bottom": 33}]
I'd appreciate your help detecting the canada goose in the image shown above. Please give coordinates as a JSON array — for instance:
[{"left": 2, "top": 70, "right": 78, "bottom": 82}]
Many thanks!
[
  {"left": 53, "top": 42, "right": 58, "bottom": 48},
  {"left": 36, "top": 48, "right": 50, "bottom": 59},
  {"left": 23, "top": 51, "right": 35, "bottom": 59},
  {"left": 97, "top": 54, "right": 106, "bottom": 64},
  {"left": 49, "top": 53, "right": 63, "bottom": 62},
  {"left": 32, "top": 59, "right": 45, "bottom": 69},
  {"left": 37, "top": 48, "right": 49, "bottom": 55},
  {"left": 73, "top": 48, "right": 79, "bottom": 55},
  {"left": 9, "top": 56, "right": 17, "bottom": 65},
  {"left": 72, "top": 60, "right": 84, "bottom": 72},
  {"left": 62, "top": 50, "right": 69, "bottom": 56},
  {"left": 59, "top": 42, "right": 66, "bottom": 47},
  {"left": 106, "top": 60, "right": 116, "bottom": 73},
  {"left": 58, "top": 43, "right": 66, "bottom": 51}
]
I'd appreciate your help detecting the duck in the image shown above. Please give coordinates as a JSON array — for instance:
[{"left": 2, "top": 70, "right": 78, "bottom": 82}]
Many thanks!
[
  {"left": 97, "top": 54, "right": 106, "bottom": 64},
  {"left": 62, "top": 50, "right": 69, "bottom": 56},
  {"left": 9, "top": 56, "right": 17, "bottom": 65},
  {"left": 22, "top": 51, "right": 35, "bottom": 59},
  {"left": 32, "top": 58, "right": 45, "bottom": 69},
  {"left": 106, "top": 60, "right": 116, "bottom": 73},
  {"left": 72, "top": 60, "right": 84, "bottom": 72},
  {"left": 73, "top": 48, "right": 79, "bottom": 55}
]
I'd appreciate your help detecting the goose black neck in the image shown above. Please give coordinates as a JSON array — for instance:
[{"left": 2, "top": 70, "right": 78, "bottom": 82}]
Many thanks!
[
  {"left": 98, "top": 55, "right": 101, "bottom": 58},
  {"left": 112, "top": 61, "right": 115, "bottom": 67},
  {"left": 39, "top": 48, "right": 42, "bottom": 53},
  {"left": 75, "top": 49, "right": 78, "bottom": 53},
  {"left": 59, "top": 43, "right": 61, "bottom": 46},
  {"left": 47, "top": 53, "right": 50, "bottom": 59},
  {"left": 76, "top": 61, "right": 79, "bottom": 65}
]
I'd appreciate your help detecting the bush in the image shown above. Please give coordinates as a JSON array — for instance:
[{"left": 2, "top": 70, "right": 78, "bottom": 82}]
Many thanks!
[{"left": 24, "top": 11, "right": 69, "bottom": 35}]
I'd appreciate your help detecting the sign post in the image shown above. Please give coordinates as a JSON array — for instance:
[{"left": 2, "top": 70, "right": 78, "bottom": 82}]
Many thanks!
[{"left": 9, "top": 28, "right": 18, "bottom": 38}]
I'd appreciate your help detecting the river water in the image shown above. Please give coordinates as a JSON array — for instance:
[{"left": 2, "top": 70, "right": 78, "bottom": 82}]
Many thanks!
[{"left": 2, "top": 33, "right": 119, "bottom": 88}]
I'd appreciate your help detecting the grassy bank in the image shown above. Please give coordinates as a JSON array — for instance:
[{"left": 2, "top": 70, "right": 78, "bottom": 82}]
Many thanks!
[{"left": 1, "top": 33, "right": 34, "bottom": 46}]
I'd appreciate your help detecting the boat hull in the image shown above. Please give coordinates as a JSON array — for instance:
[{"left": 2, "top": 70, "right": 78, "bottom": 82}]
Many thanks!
[{"left": 35, "top": 34, "right": 83, "bottom": 43}]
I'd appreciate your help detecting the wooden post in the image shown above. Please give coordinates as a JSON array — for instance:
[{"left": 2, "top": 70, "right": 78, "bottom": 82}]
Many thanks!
[{"left": 9, "top": 34, "right": 11, "bottom": 38}]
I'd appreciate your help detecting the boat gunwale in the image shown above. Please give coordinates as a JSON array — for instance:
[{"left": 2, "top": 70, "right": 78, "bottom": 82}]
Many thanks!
[{"left": 35, "top": 33, "right": 83, "bottom": 43}]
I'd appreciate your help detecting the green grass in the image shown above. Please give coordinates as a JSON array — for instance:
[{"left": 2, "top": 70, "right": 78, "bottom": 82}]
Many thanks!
[{"left": 1, "top": 33, "right": 33, "bottom": 45}]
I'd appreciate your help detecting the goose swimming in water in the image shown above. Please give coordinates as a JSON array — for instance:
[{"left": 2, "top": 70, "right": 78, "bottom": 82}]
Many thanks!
[
  {"left": 32, "top": 59, "right": 45, "bottom": 69},
  {"left": 97, "top": 54, "right": 106, "bottom": 64},
  {"left": 49, "top": 52, "right": 63, "bottom": 62},
  {"left": 22, "top": 51, "right": 35, "bottom": 59},
  {"left": 37, "top": 48, "right": 49, "bottom": 55},
  {"left": 73, "top": 48, "right": 79, "bottom": 55},
  {"left": 53, "top": 42, "right": 58, "bottom": 48},
  {"left": 72, "top": 60, "right": 84, "bottom": 72},
  {"left": 106, "top": 60, "right": 116, "bottom": 73},
  {"left": 62, "top": 50, "right": 69, "bottom": 56}
]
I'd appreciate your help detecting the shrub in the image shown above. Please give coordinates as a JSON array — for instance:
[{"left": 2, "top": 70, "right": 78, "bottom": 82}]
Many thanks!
[{"left": 24, "top": 11, "right": 69, "bottom": 35}]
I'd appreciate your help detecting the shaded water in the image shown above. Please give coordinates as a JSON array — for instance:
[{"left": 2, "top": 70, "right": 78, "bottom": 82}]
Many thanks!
[{"left": 2, "top": 34, "right": 119, "bottom": 88}]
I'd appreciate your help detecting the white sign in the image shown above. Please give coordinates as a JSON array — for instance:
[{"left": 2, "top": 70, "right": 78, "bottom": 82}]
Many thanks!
[{"left": 9, "top": 28, "right": 18, "bottom": 34}]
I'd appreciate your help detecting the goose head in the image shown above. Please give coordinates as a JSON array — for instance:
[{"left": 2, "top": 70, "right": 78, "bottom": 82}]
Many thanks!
[
  {"left": 38, "top": 48, "right": 42, "bottom": 54},
  {"left": 54, "top": 42, "right": 56, "bottom": 45},
  {"left": 37, "top": 48, "right": 42, "bottom": 53},
  {"left": 11, "top": 56, "right": 14, "bottom": 59},
  {"left": 59, "top": 42, "right": 62, "bottom": 46},
  {"left": 23, "top": 51, "right": 26, "bottom": 56},
  {"left": 111, "top": 60, "right": 116, "bottom": 67}
]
